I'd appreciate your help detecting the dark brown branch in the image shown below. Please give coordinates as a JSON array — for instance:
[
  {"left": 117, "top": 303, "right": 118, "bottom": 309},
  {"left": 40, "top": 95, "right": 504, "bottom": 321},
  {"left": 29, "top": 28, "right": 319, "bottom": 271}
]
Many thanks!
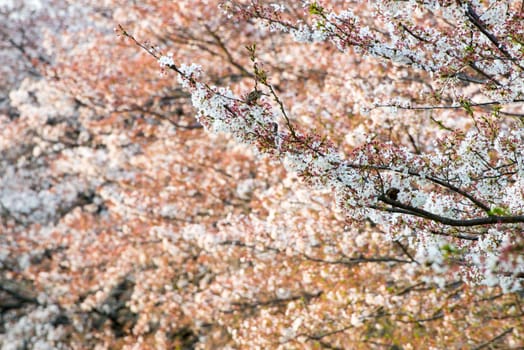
[
  {"left": 468, "top": 61, "right": 501, "bottom": 86},
  {"left": 396, "top": 282, "right": 426, "bottom": 296},
  {"left": 472, "top": 327, "right": 514, "bottom": 350},
  {"left": 394, "top": 240, "right": 420, "bottom": 264},
  {"left": 464, "top": 4, "right": 516, "bottom": 64},
  {"left": 0, "top": 282, "right": 39, "bottom": 306},
  {"left": 362, "top": 163, "right": 491, "bottom": 212},
  {"left": 303, "top": 325, "right": 353, "bottom": 345},
  {"left": 112, "top": 106, "right": 202, "bottom": 130},
  {"left": 378, "top": 195, "right": 524, "bottom": 227},
  {"left": 302, "top": 252, "right": 413, "bottom": 266},
  {"left": 226, "top": 291, "right": 323, "bottom": 311},
  {"left": 399, "top": 23, "right": 430, "bottom": 43},
  {"left": 429, "top": 229, "right": 479, "bottom": 241},
  {"left": 204, "top": 24, "right": 253, "bottom": 78},
  {"left": 396, "top": 312, "right": 444, "bottom": 323}
]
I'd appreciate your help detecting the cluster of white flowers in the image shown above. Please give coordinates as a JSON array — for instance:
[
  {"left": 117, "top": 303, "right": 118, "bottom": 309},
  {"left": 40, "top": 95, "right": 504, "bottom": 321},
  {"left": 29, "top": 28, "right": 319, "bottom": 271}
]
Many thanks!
[
  {"left": 0, "top": 305, "right": 67, "bottom": 350},
  {"left": 290, "top": 23, "right": 324, "bottom": 43},
  {"left": 158, "top": 54, "right": 174, "bottom": 67}
]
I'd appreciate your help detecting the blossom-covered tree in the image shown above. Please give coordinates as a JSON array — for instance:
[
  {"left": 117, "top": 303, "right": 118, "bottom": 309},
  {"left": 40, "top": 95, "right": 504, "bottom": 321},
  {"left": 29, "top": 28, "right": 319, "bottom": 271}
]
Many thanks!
[{"left": 1, "top": 0, "right": 523, "bottom": 349}]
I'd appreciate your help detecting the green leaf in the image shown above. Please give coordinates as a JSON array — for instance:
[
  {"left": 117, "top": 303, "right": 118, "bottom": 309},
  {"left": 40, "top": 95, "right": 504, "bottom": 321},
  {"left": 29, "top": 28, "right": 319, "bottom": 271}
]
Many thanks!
[
  {"left": 309, "top": 2, "right": 324, "bottom": 15},
  {"left": 459, "top": 98, "right": 473, "bottom": 116},
  {"left": 441, "top": 244, "right": 457, "bottom": 255},
  {"left": 246, "top": 43, "right": 256, "bottom": 61},
  {"left": 487, "top": 206, "right": 510, "bottom": 216},
  {"left": 491, "top": 104, "right": 501, "bottom": 117}
]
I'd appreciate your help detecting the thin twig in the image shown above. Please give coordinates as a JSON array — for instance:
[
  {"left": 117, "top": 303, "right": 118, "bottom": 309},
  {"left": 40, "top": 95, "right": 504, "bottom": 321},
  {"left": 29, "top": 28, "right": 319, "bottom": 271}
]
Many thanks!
[{"left": 471, "top": 328, "right": 513, "bottom": 350}]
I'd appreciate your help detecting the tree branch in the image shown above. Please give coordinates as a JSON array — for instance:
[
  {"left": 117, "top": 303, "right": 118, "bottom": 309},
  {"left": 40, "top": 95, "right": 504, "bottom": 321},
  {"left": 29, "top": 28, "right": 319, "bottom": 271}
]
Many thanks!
[{"left": 378, "top": 195, "right": 524, "bottom": 227}]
